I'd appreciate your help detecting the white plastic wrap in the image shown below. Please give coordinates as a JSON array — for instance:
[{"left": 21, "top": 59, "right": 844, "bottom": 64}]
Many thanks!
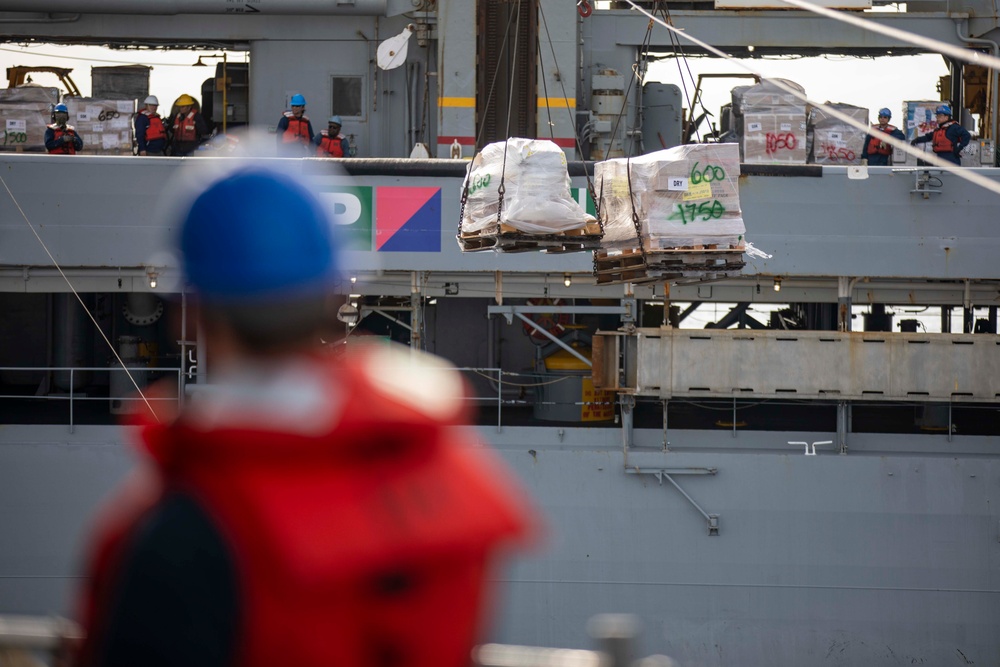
[
  {"left": 461, "top": 138, "right": 595, "bottom": 234},
  {"left": 736, "top": 79, "right": 809, "bottom": 165},
  {"left": 810, "top": 104, "right": 868, "bottom": 165},
  {"left": 595, "top": 143, "right": 745, "bottom": 250}
]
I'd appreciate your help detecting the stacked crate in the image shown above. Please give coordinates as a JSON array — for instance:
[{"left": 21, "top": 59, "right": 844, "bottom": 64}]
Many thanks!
[
  {"left": 65, "top": 98, "right": 136, "bottom": 155},
  {"left": 736, "top": 79, "right": 808, "bottom": 164},
  {"left": 810, "top": 104, "right": 868, "bottom": 165},
  {"left": 458, "top": 138, "right": 600, "bottom": 253},
  {"left": 593, "top": 143, "right": 746, "bottom": 283}
]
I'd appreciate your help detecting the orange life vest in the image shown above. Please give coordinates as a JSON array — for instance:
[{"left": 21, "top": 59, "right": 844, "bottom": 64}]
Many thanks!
[
  {"left": 47, "top": 124, "right": 78, "bottom": 155},
  {"left": 142, "top": 109, "right": 166, "bottom": 142},
  {"left": 282, "top": 112, "right": 311, "bottom": 145},
  {"left": 316, "top": 130, "right": 346, "bottom": 157},
  {"left": 74, "top": 351, "right": 532, "bottom": 667},
  {"left": 172, "top": 111, "right": 198, "bottom": 142},
  {"left": 866, "top": 124, "right": 897, "bottom": 156},
  {"left": 932, "top": 121, "right": 956, "bottom": 153}
]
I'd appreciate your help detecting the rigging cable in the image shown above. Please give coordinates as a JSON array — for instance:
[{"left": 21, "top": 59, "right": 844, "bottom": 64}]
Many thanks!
[
  {"left": 621, "top": 0, "right": 1000, "bottom": 200},
  {"left": 0, "top": 174, "right": 161, "bottom": 423},
  {"left": 655, "top": 2, "right": 708, "bottom": 143},
  {"left": 495, "top": 0, "right": 524, "bottom": 233},
  {"left": 536, "top": 0, "right": 603, "bottom": 233},
  {"left": 457, "top": 1, "right": 521, "bottom": 236}
]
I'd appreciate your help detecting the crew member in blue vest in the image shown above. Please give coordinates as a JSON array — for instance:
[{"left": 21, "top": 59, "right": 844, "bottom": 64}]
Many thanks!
[
  {"left": 314, "top": 115, "right": 351, "bottom": 157},
  {"left": 911, "top": 104, "right": 971, "bottom": 165},
  {"left": 860, "top": 108, "right": 904, "bottom": 166},
  {"left": 135, "top": 95, "right": 167, "bottom": 156}
]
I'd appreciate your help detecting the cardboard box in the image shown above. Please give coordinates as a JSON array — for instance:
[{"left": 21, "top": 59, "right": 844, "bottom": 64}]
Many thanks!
[
  {"left": 596, "top": 143, "right": 745, "bottom": 249},
  {"left": 65, "top": 98, "right": 136, "bottom": 155},
  {"left": 742, "top": 113, "right": 808, "bottom": 164},
  {"left": 0, "top": 103, "right": 51, "bottom": 152},
  {"left": 810, "top": 105, "right": 867, "bottom": 165}
]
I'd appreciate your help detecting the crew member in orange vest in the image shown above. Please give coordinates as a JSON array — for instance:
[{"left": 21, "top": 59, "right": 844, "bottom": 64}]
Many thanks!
[
  {"left": 276, "top": 93, "right": 314, "bottom": 155},
  {"left": 72, "top": 165, "right": 534, "bottom": 667},
  {"left": 911, "top": 104, "right": 971, "bottom": 166},
  {"left": 44, "top": 103, "right": 83, "bottom": 154},
  {"left": 314, "top": 115, "right": 351, "bottom": 157},
  {"left": 860, "top": 107, "right": 904, "bottom": 166},
  {"left": 134, "top": 95, "right": 167, "bottom": 156},
  {"left": 169, "top": 94, "right": 208, "bottom": 157}
]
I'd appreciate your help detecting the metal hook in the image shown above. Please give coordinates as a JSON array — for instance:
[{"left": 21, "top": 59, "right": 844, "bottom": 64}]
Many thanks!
[{"left": 577, "top": 0, "right": 593, "bottom": 18}]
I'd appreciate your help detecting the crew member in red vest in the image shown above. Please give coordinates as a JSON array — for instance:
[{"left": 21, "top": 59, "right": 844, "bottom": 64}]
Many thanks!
[
  {"left": 72, "top": 165, "right": 534, "bottom": 667},
  {"left": 314, "top": 115, "right": 352, "bottom": 157},
  {"left": 276, "top": 93, "right": 314, "bottom": 155},
  {"left": 169, "top": 94, "right": 208, "bottom": 157},
  {"left": 860, "top": 107, "right": 904, "bottom": 166},
  {"left": 911, "top": 104, "right": 971, "bottom": 166},
  {"left": 44, "top": 103, "right": 83, "bottom": 154},
  {"left": 134, "top": 95, "right": 167, "bottom": 156}
]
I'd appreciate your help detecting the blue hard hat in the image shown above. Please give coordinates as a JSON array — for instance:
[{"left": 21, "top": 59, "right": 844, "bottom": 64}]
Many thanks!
[
  {"left": 935, "top": 104, "right": 952, "bottom": 116},
  {"left": 290, "top": 94, "right": 306, "bottom": 106},
  {"left": 53, "top": 103, "right": 68, "bottom": 112},
  {"left": 878, "top": 108, "right": 891, "bottom": 118},
  {"left": 180, "top": 166, "right": 340, "bottom": 302},
  {"left": 328, "top": 115, "right": 342, "bottom": 125}
]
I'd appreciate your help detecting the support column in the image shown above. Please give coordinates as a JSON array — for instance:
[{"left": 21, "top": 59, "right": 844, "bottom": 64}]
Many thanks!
[
  {"left": 837, "top": 276, "right": 852, "bottom": 332},
  {"left": 437, "top": 0, "right": 477, "bottom": 158}
]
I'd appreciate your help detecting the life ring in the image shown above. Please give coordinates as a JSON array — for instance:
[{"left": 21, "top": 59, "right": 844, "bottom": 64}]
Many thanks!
[{"left": 523, "top": 298, "right": 572, "bottom": 342}]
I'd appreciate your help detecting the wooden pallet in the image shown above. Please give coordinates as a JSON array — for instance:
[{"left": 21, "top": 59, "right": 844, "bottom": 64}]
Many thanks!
[
  {"left": 458, "top": 222, "right": 603, "bottom": 254},
  {"left": 595, "top": 244, "right": 746, "bottom": 285}
]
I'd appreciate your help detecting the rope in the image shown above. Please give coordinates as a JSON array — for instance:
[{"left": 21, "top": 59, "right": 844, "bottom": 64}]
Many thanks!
[
  {"left": 537, "top": 1, "right": 601, "bottom": 217},
  {"left": 459, "top": 0, "right": 521, "bottom": 237},
  {"left": 657, "top": 3, "right": 709, "bottom": 143},
  {"left": 495, "top": 0, "right": 524, "bottom": 234},
  {"left": 536, "top": 32, "right": 556, "bottom": 141},
  {"left": 0, "top": 174, "right": 161, "bottom": 423}
]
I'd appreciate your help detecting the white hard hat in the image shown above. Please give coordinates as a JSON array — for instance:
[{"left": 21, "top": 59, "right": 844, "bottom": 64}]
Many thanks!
[{"left": 144, "top": 95, "right": 159, "bottom": 105}]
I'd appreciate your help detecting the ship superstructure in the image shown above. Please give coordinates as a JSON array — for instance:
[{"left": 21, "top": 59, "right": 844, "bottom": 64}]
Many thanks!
[{"left": 0, "top": 2, "right": 998, "bottom": 665}]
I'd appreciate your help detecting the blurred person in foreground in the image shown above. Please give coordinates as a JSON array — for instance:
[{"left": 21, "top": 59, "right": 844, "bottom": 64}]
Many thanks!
[{"left": 72, "top": 163, "right": 533, "bottom": 667}]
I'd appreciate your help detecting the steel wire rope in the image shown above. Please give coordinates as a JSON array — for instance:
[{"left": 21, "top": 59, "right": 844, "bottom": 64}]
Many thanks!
[
  {"left": 621, "top": 0, "right": 1000, "bottom": 200},
  {"left": 468, "top": 368, "right": 575, "bottom": 387},
  {"left": 655, "top": 2, "right": 707, "bottom": 144},
  {"left": 536, "top": 32, "right": 557, "bottom": 141},
  {"left": 457, "top": 3, "right": 521, "bottom": 236},
  {"left": 537, "top": 1, "right": 602, "bottom": 217},
  {"left": 0, "top": 175, "right": 161, "bottom": 422},
  {"left": 495, "top": 0, "right": 525, "bottom": 234}
]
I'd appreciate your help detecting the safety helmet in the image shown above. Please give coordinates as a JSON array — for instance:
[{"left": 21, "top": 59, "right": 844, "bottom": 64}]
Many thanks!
[
  {"left": 144, "top": 95, "right": 159, "bottom": 105},
  {"left": 176, "top": 94, "right": 196, "bottom": 107},
  {"left": 53, "top": 103, "right": 68, "bottom": 113},
  {"left": 290, "top": 94, "right": 307, "bottom": 107},
  {"left": 328, "top": 115, "right": 342, "bottom": 125},
  {"left": 935, "top": 104, "right": 952, "bottom": 116},
  {"left": 878, "top": 108, "right": 891, "bottom": 118},
  {"left": 180, "top": 166, "right": 340, "bottom": 302}
]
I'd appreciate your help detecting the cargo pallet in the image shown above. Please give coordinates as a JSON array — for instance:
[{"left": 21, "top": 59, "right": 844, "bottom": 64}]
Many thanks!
[
  {"left": 595, "top": 244, "right": 746, "bottom": 284},
  {"left": 458, "top": 222, "right": 603, "bottom": 254}
]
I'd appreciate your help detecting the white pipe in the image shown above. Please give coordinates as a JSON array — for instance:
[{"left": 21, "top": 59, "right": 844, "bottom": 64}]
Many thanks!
[{"left": 0, "top": 0, "right": 388, "bottom": 15}]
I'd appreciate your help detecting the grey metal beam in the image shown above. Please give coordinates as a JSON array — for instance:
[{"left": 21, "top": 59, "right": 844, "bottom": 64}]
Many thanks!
[{"left": 612, "top": 327, "right": 1000, "bottom": 402}]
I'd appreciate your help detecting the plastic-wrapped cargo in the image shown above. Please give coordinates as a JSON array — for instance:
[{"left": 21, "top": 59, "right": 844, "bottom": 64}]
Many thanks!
[
  {"left": 0, "top": 103, "right": 51, "bottom": 152},
  {"left": 810, "top": 103, "right": 868, "bottom": 165},
  {"left": 595, "top": 143, "right": 744, "bottom": 250},
  {"left": 736, "top": 79, "right": 808, "bottom": 164},
  {"left": 65, "top": 97, "right": 136, "bottom": 155},
  {"left": 0, "top": 86, "right": 59, "bottom": 104},
  {"left": 461, "top": 138, "right": 596, "bottom": 235}
]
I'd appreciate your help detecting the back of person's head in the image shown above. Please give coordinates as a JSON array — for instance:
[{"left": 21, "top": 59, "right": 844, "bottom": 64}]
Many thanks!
[{"left": 179, "top": 165, "right": 341, "bottom": 352}]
